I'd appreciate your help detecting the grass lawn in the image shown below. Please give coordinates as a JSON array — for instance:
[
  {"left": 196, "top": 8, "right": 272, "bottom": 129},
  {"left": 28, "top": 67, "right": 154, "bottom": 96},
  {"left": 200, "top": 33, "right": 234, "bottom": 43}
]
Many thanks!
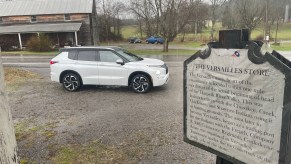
[
  {"left": 122, "top": 22, "right": 291, "bottom": 42},
  {"left": 271, "top": 43, "right": 291, "bottom": 51},
  {"left": 121, "top": 25, "right": 142, "bottom": 39},
  {"left": 252, "top": 23, "right": 291, "bottom": 40}
]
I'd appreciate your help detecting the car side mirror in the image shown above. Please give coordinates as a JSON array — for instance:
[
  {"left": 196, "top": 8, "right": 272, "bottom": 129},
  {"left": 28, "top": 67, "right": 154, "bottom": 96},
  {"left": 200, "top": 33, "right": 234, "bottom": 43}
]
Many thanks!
[{"left": 116, "top": 59, "right": 124, "bottom": 65}]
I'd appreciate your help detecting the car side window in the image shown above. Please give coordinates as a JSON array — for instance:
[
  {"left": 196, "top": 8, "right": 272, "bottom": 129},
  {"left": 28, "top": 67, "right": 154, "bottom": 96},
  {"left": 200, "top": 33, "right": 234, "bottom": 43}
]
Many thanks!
[
  {"left": 68, "top": 51, "right": 77, "bottom": 60},
  {"left": 77, "top": 51, "right": 96, "bottom": 61},
  {"left": 99, "top": 51, "right": 121, "bottom": 62}
]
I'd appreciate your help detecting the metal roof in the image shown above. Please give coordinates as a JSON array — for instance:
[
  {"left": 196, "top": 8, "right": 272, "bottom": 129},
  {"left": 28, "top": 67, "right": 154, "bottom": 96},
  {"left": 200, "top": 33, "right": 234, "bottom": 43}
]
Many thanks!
[
  {"left": 0, "top": 0, "right": 93, "bottom": 17},
  {"left": 0, "top": 23, "right": 82, "bottom": 34}
]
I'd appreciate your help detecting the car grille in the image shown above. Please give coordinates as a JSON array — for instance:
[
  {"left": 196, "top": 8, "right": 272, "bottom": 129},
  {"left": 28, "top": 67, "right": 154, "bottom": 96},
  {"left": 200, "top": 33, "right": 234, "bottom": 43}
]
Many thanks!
[{"left": 162, "top": 64, "right": 168, "bottom": 74}]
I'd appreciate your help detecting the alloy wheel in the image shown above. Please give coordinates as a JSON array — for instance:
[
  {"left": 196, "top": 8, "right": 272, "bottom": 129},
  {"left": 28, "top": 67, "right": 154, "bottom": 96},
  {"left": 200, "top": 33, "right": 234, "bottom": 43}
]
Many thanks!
[
  {"left": 132, "top": 75, "right": 150, "bottom": 93},
  {"left": 63, "top": 73, "right": 80, "bottom": 91}
]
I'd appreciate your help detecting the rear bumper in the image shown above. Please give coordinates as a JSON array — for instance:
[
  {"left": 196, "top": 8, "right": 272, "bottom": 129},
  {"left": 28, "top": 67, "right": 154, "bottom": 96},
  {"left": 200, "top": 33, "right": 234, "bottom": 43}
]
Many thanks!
[{"left": 51, "top": 72, "right": 59, "bottom": 82}]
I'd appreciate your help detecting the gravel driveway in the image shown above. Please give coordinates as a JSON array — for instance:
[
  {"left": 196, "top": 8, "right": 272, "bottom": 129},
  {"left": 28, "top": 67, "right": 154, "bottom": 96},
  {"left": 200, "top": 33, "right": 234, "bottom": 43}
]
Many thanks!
[{"left": 9, "top": 65, "right": 215, "bottom": 163}]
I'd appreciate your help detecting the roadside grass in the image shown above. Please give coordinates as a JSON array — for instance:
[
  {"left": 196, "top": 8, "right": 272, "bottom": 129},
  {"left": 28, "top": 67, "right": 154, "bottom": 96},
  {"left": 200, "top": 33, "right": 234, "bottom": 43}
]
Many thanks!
[
  {"left": 4, "top": 67, "right": 38, "bottom": 92},
  {"left": 271, "top": 43, "right": 291, "bottom": 51},
  {"left": 15, "top": 120, "right": 58, "bottom": 164},
  {"left": 52, "top": 131, "right": 170, "bottom": 163},
  {"left": 14, "top": 120, "right": 58, "bottom": 142},
  {"left": 52, "top": 141, "right": 130, "bottom": 164},
  {"left": 19, "top": 159, "right": 32, "bottom": 164}
]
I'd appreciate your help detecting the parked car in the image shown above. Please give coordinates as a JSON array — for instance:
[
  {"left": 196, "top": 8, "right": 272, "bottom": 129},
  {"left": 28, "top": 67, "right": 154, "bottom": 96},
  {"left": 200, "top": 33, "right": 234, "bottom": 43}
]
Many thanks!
[
  {"left": 128, "top": 37, "right": 142, "bottom": 43},
  {"left": 146, "top": 36, "right": 164, "bottom": 44},
  {"left": 50, "top": 46, "right": 169, "bottom": 93}
]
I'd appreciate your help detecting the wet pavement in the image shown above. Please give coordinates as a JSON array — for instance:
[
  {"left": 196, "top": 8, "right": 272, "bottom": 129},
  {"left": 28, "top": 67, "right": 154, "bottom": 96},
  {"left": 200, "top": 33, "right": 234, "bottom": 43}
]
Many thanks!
[{"left": 0, "top": 55, "right": 188, "bottom": 69}]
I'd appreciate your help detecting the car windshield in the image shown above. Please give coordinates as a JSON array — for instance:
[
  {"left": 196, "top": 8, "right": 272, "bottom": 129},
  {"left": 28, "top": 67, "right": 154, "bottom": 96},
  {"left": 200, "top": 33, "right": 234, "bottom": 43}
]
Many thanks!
[{"left": 116, "top": 49, "right": 143, "bottom": 62}]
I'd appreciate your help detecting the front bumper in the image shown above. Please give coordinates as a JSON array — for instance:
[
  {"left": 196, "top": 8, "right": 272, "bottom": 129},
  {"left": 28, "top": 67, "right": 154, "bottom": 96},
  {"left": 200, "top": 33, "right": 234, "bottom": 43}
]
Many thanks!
[{"left": 152, "top": 72, "right": 169, "bottom": 87}]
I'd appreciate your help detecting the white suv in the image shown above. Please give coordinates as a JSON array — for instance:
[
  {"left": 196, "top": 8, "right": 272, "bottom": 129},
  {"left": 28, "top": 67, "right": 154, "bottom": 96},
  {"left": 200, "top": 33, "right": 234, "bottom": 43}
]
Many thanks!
[{"left": 50, "top": 46, "right": 169, "bottom": 93}]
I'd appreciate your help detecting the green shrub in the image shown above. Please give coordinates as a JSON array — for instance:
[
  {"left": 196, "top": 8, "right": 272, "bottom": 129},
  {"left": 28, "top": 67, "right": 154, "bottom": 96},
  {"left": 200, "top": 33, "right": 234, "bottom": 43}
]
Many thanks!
[{"left": 27, "top": 34, "right": 53, "bottom": 52}]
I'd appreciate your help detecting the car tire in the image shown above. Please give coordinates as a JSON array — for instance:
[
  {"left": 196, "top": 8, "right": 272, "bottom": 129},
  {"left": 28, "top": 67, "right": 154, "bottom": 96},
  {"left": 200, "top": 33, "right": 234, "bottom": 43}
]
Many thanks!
[
  {"left": 131, "top": 74, "right": 151, "bottom": 93},
  {"left": 62, "top": 73, "right": 81, "bottom": 92}
]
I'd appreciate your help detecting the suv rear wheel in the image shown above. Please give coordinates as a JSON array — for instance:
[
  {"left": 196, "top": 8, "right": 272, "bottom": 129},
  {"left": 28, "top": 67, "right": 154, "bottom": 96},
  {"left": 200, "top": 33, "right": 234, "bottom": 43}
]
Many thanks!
[
  {"left": 131, "top": 74, "right": 151, "bottom": 93},
  {"left": 62, "top": 73, "right": 81, "bottom": 91}
]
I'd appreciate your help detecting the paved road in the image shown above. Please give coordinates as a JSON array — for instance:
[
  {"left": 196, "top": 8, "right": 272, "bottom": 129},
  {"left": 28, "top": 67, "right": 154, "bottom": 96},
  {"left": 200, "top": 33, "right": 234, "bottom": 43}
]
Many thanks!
[
  {"left": 2, "top": 51, "right": 291, "bottom": 76},
  {"left": 1, "top": 55, "right": 185, "bottom": 76}
]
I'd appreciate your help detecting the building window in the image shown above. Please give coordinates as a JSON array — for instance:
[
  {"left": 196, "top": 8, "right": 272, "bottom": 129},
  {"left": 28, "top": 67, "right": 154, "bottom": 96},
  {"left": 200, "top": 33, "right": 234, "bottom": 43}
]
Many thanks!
[
  {"left": 64, "top": 14, "right": 71, "bottom": 21},
  {"left": 31, "top": 15, "right": 37, "bottom": 22},
  {"left": 0, "top": 17, "right": 2, "bottom": 23}
]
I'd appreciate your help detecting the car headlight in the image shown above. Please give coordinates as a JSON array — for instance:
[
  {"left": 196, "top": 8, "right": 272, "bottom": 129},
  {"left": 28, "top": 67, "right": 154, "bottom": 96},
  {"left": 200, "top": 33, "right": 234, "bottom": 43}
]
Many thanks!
[
  {"left": 148, "top": 65, "right": 164, "bottom": 68},
  {"left": 148, "top": 64, "right": 168, "bottom": 76},
  {"left": 156, "top": 70, "right": 161, "bottom": 75}
]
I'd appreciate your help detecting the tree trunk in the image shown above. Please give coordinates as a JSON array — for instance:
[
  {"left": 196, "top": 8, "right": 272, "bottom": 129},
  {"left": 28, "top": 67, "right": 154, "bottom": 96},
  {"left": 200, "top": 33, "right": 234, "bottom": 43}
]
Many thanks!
[
  {"left": 117, "top": 19, "right": 120, "bottom": 37},
  {"left": 181, "top": 30, "right": 186, "bottom": 42},
  {"left": 138, "top": 19, "right": 143, "bottom": 38},
  {"left": 275, "top": 20, "right": 279, "bottom": 44},
  {"left": 0, "top": 60, "right": 18, "bottom": 164},
  {"left": 210, "top": 20, "right": 215, "bottom": 41},
  {"left": 194, "top": 21, "right": 198, "bottom": 35},
  {"left": 92, "top": 0, "right": 100, "bottom": 46},
  {"left": 113, "top": 18, "right": 116, "bottom": 38},
  {"left": 163, "top": 39, "right": 169, "bottom": 52}
]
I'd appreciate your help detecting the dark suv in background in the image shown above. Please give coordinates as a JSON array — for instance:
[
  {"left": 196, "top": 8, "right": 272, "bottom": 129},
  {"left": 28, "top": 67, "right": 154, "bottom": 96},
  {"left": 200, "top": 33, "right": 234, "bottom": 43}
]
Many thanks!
[{"left": 128, "top": 37, "right": 142, "bottom": 44}]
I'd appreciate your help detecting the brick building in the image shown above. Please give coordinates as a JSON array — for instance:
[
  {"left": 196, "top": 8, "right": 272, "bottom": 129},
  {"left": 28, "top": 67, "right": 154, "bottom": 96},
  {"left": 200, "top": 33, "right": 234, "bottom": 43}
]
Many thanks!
[{"left": 0, "top": 0, "right": 95, "bottom": 49}]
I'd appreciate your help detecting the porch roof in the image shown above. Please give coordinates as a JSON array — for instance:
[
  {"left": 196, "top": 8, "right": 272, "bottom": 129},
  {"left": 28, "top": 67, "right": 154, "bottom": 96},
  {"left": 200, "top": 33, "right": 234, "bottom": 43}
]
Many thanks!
[{"left": 0, "top": 23, "right": 82, "bottom": 34}]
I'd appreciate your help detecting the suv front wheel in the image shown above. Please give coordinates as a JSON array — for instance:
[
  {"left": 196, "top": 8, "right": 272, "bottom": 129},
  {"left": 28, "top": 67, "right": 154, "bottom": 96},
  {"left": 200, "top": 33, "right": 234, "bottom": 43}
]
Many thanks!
[
  {"left": 62, "top": 73, "right": 81, "bottom": 92},
  {"left": 131, "top": 74, "right": 151, "bottom": 93}
]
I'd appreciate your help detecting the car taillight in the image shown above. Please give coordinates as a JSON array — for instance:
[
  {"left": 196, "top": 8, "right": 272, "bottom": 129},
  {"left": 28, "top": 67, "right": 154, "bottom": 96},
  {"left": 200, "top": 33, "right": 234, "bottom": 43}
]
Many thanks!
[{"left": 50, "top": 61, "right": 58, "bottom": 65}]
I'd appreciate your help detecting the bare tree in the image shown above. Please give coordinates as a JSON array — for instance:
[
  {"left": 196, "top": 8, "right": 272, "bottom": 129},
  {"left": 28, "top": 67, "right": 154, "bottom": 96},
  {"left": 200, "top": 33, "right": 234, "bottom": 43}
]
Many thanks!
[
  {"left": 96, "top": 0, "right": 125, "bottom": 42},
  {"left": 130, "top": 0, "right": 157, "bottom": 37},
  {"left": 130, "top": 0, "right": 196, "bottom": 52},
  {"left": 0, "top": 62, "right": 18, "bottom": 163},
  {"left": 92, "top": 0, "right": 100, "bottom": 45},
  {"left": 222, "top": 4, "right": 235, "bottom": 29},
  {"left": 268, "top": 0, "right": 285, "bottom": 43},
  {"left": 159, "top": 0, "right": 195, "bottom": 52},
  {"left": 235, "top": 0, "right": 265, "bottom": 36},
  {"left": 191, "top": 0, "right": 208, "bottom": 35},
  {"left": 209, "top": 0, "right": 226, "bottom": 41}
]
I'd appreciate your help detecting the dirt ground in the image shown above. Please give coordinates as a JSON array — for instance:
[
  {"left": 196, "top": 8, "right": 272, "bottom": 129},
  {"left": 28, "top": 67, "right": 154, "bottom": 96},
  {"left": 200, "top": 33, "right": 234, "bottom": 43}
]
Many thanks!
[{"left": 7, "top": 66, "right": 216, "bottom": 164}]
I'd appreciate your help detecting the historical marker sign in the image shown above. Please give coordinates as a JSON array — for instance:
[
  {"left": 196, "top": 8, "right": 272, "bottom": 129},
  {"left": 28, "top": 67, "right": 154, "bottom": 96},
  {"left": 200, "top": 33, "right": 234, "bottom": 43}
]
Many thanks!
[{"left": 184, "top": 34, "right": 291, "bottom": 164}]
